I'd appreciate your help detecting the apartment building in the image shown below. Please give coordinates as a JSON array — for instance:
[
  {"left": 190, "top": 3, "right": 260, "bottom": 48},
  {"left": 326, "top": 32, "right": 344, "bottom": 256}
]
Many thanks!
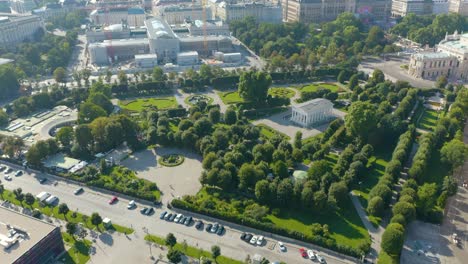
[
  {"left": 448, "top": 0, "right": 468, "bottom": 15},
  {"left": 0, "top": 14, "right": 44, "bottom": 48},
  {"left": 282, "top": 0, "right": 355, "bottom": 23}
]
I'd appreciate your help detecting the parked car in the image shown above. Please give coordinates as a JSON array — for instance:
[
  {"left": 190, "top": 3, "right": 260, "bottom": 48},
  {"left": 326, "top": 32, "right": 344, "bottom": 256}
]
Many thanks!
[
  {"left": 256, "top": 236, "right": 264, "bottom": 246},
  {"left": 109, "top": 196, "right": 118, "bottom": 204},
  {"left": 244, "top": 233, "right": 253, "bottom": 242},
  {"left": 39, "top": 178, "right": 47, "bottom": 184},
  {"left": 174, "top": 214, "right": 183, "bottom": 223},
  {"left": 216, "top": 225, "right": 224, "bottom": 235},
  {"left": 278, "top": 241, "right": 286, "bottom": 251},
  {"left": 240, "top": 233, "right": 247, "bottom": 241},
  {"left": 250, "top": 236, "right": 258, "bottom": 245},
  {"left": 169, "top": 214, "right": 176, "bottom": 221},
  {"left": 205, "top": 223, "right": 213, "bottom": 232},
  {"left": 0, "top": 165, "right": 5, "bottom": 171},
  {"left": 195, "top": 220, "right": 203, "bottom": 230},
  {"left": 4, "top": 167, "right": 12, "bottom": 174},
  {"left": 160, "top": 211, "right": 167, "bottom": 219},
  {"left": 14, "top": 170, "right": 23, "bottom": 176},
  {"left": 74, "top": 187, "right": 84, "bottom": 195},
  {"left": 164, "top": 213, "right": 173, "bottom": 221},
  {"left": 4, "top": 175, "right": 12, "bottom": 181},
  {"left": 316, "top": 254, "right": 325, "bottom": 263},
  {"left": 179, "top": 216, "right": 186, "bottom": 224},
  {"left": 299, "top": 248, "right": 307, "bottom": 258},
  {"left": 45, "top": 195, "right": 58, "bottom": 205},
  {"left": 307, "top": 250, "right": 315, "bottom": 260},
  {"left": 184, "top": 216, "right": 192, "bottom": 226},
  {"left": 146, "top": 207, "right": 154, "bottom": 215},
  {"left": 127, "top": 200, "right": 136, "bottom": 209},
  {"left": 210, "top": 223, "right": 219, "bottom": 233},
  {"left": 140, "top": 207, "right": 148, "bottom": 215}
]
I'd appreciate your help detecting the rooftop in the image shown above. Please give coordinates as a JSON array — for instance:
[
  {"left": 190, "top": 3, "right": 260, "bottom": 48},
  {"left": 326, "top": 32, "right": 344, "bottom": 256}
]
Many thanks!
[
  {"left": 135, "top": 54, "right": 158, "bottom": 59},
  {"left": 294, "top": 98, "right": 333, "bottom": 113},
  {"left": 413, "top": 52, "right": 454, "bottom": 60},
  {"left": 0, "top": 207, "right": 58, "bottom": 264},
  {"left": 145, "top": 18, "right": 176, "bottom": 39},
  {"left": 43, "top": 153, "right": 81, "bottom": 170},
  {"left": 0, "top": 58, "right": 13, "bottom": 65}
]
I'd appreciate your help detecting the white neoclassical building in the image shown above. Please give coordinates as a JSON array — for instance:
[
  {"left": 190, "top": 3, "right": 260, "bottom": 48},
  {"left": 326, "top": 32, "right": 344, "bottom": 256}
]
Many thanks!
[{"left": 290, "top": 98, "right": 334, "bottom": 127}]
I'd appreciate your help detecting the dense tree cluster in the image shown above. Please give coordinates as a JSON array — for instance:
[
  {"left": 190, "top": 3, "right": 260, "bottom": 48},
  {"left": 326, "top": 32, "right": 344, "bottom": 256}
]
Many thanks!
[
  {"left": 0, "top": 31, "right": 78, "bottom": 77},
  {"left": 230, "top": 13, "right": 396, "bottom": 71},
  {"left": 390, "top": 13, "right": 468, "bottom": 46}
]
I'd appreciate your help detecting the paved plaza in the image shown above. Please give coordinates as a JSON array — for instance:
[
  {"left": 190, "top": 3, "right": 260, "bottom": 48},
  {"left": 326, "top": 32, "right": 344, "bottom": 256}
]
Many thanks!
[{"left": 121, "top": 147, "right": 203, "bottom": 203}]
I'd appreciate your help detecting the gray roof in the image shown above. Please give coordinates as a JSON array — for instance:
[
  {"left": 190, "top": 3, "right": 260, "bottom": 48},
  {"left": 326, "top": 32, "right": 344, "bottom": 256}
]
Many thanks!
[{"left": 293, "top": 98, "right": 333, "bottom": 113}]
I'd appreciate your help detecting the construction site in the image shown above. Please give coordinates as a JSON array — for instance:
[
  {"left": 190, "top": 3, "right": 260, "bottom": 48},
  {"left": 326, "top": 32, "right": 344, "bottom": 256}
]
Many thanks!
[{"left": 84, "top": 0, "right": 247, "bottom": 70}]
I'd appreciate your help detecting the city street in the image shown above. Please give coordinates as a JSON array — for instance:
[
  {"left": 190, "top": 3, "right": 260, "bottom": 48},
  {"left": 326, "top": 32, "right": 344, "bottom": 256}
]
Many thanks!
[{"left": 0, "top": 161, "right": 356, "bottom": 264}]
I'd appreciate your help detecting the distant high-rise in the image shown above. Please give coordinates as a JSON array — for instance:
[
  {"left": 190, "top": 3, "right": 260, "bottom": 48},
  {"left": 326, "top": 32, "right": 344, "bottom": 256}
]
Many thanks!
[
  {"left": 391, "top": 0, "right": 433, "bottom": 17},
  {"left": 448, "top": 0, "right": 468, "bottom": 15}
]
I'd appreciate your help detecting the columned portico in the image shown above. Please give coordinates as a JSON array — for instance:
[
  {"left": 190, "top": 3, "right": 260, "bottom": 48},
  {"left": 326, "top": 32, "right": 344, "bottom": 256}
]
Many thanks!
[{"left": 290, "top": 98, "right": 334, "bottom": 127}]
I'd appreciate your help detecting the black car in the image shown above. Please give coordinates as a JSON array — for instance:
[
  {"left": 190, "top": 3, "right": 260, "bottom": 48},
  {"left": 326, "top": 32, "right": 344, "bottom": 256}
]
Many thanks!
[
  {"left": 165, "top": 213, "right": 173, "bottom": 221},
  {"left": 179, "top": 216, "right": 186, "bottom": 224},
  {"left": 160, "top": 211, "right": 167, "bottom": 219},
  {"left": 240, "top": 233, "right": 247, "bottom": 240},
  {"left": 184, "top": 216, "right": 192, "bottom": 226},
  {"left": 205, "top": 223, "right": 213, "bottom": 232},
  {"left": 244, "top": 233, "right": 253, "bottom": 242},
  {"left": 140, "top": 207, "right": 148, "bottom": 215},
  {"left": 39, "top": 178, "right": 47, "bottom": 184},
  {"left": 216, "top": 225, "right": 224, "bottom": 235},
  {"left": 74, "top": 187, "right": 84, "bottom": 195},
  {"left": 147, "top": 207, "right": 154, "bottom": 215},
  {"left": 169, "top": 213, "right": 176, "bottom": 221},
  {"left": 195, "top": 220, "right": 203, "bottom": 230}
]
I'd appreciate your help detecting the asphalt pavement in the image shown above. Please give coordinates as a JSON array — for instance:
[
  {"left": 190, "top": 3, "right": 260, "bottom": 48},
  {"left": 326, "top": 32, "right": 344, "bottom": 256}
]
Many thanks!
[{"left": 0, "top": 161, "right": 356, "bottom": 264}]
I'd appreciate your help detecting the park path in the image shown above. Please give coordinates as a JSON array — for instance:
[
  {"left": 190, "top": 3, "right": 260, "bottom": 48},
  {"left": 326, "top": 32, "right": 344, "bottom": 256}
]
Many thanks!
[{"left": 349, "top": 192, "right": 384, "bottom": 262}]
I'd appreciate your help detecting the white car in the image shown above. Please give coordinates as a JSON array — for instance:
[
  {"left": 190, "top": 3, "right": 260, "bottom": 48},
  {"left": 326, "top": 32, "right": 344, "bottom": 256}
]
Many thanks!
[
  {"left": 278, "top": 241, "right": 286, "bottom": 251},
  {"left": 4, "top": 175, "right": 12, "bottom": 181},
  {"left": 127, "top": 200, "right": 136, "bottom": 209},
  {"left": 307, "top": 249, "right": 315, "bottom": 260},
  {"left": 45, "top": 195, "right": 58, "bottom": 205},
  {"left": 256, "top": 236, "right": 264, "bottom": 246},
  {"left": 316, "top": 254, "right": 325, "bottom": 263},
  {"left": 250, "top": 235, "right": 257, "bottom": 245},
  {"left": 174, "top": 214, "right": 183, "bottom": 222}
]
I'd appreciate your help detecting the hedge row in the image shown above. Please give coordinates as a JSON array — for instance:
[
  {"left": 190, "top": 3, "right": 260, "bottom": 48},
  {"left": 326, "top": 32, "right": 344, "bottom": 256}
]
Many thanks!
[
  {"left": 111, "top": 81, "right": 173, "bottom": 96},
  {"left": 394, "top": 89, "right": 418, "bottom": 120},
  {"left": 171, "top": 199, "right": 365, "bottom": 258},
  {"left": 367, "top": 127, "right": 415, "bottom": 217}
]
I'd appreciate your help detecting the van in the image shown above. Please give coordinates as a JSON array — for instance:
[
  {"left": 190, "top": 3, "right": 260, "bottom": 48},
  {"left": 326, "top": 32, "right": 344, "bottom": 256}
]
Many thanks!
[
  {"left": 36, "top": 192, "right": 51, "bottom": 202},
  {"left": 45, "top": 195, "right": 58, "bottom": 205}
]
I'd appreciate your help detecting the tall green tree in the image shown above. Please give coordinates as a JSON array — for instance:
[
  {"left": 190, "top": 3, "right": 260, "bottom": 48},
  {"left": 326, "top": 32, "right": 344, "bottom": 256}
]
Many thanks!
[
  {"left": 238, "top": 71, "right": 272, "bottom": 103},
  {"left": 0, "top": 64, "right": 20, "bottom": 99},
  {"left": 441, "top": 138, "right": 467, "bottom": 170},
  {"left": 345, "top": 101, "right": 378, "bottom": 142},
  {"left": 53, "top": 67, "right": 67, "bottom": 84}
]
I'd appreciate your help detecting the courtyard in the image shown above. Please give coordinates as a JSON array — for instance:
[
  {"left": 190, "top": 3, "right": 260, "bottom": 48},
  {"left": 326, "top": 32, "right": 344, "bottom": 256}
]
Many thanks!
[{"left": 121, "top": 147, "right": 203, "bottom": 204}]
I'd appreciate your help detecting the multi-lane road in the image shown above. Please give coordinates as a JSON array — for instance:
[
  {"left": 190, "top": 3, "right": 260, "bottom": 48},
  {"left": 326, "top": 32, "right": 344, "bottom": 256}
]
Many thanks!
[{"left": 0, "top": 161, "right": 356, "bottom": 264}]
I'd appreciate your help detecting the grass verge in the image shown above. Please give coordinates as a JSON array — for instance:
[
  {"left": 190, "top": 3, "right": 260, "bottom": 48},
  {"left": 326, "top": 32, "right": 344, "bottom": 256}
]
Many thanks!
[
  {"left": 61, "top": 232, "right": 92, "bottom": 264},
  {"left": 268, "top": 87, "right": 296, "bottom": 98},
  {"left": 217, "top": 91, "right": 243, "bottom": 104},
  {"left": 145, "top": 234, "right": 243, "bottom": 264},
  {"left": 416, "top": 109, "right": 440, "bottom": 131},
  {"left": 300, "top": 83, "right": 343, "bottom": 93},
  {"left": 0, "top": 188, "right": 134, "bottom": 234},
  {"left": 257, "top": 124, "right": 290, "bottom": 140}
]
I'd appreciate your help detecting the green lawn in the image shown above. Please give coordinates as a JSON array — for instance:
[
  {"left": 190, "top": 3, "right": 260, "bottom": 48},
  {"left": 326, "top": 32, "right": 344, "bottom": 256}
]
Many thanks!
[
  {"left": 257, "top": 124, "right": 290, "bottom": 140},
  {"left": 352, "top": 155, "right": 390, "bottom": 227},
  {"left": 61, "top": 233, "right": 92, "bottom": 264},
  {"left": 300, "top": 83, "right": 344, "bottom": 93},
  {"left": 217, "top": 91, "right": 244, "bottom": 104},
  {"left": 266, "top": 197, "right": 370, "bottom": 249},
  {"left": 417, "top": 109, "right": 440, "bottom": 131},
  {"left": 0, "top": 189, "right": 133, "bottom": 234},
  {"left": 145, "top": 234, "right": 243, "bottom": 264},
  {"left": 268, "top": 87, "right": 296, "bottom": 98},
  {"left": 119, "top": 97, "right": 178, "bottom": 111},
  {"left": 377, "top": 250, "right": 399, "bottom": 264},
  {"left": 169, "top": 120, "right": 179, "bottom": 132}
]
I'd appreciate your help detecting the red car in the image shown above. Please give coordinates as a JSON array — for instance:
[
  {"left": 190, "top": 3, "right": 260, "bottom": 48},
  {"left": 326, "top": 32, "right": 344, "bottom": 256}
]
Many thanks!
[
  {"left": 299, "top": 248, "right": 307, "bottom": 258},
  {"left": 109, "top": 196, "right": 118, "bottom": 204}
]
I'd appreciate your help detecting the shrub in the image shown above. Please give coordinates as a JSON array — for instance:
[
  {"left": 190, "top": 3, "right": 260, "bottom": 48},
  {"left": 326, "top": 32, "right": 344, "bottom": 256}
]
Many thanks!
[
  {"left": 367, "top": 196, "right": 384, "bottom": 217},
  {"left": 392, "top": 201, "right": 416, "bottom": 223},
  {"left": 381, "top": 223, "right": 405, "bottom": 256},
  {"left": 390, "top": 214, "right": 406, "bottom": 227}
]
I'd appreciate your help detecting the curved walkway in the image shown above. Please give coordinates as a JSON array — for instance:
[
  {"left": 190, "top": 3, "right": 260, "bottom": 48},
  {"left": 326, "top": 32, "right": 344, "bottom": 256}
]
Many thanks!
[{"left": 349, "top": 192, "right": 384, "bottom": 262}]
